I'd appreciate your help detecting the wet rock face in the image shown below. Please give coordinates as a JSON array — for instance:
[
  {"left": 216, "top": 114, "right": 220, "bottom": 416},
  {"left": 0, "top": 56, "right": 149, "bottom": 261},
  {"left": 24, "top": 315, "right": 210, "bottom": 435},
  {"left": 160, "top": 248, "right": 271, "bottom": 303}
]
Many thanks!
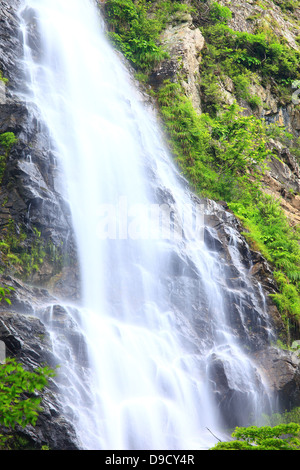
[
  {"left": 153, "top": 177, "right": 300, "bottom": 417},
  {"left": 207, "top": 352, "right": 272, "bottom": 427},
  {"left": 0, "top": 0, "right": 81, "bottom": 449},
  {"left": 254, "top": 347, "right": 300, "bottom": 410},
  {"left": 199, "top": 200, "right": 300, "bottom": 415},
  {"left": 0, "top": 0, "right": 23, "bottom": 91},
  {"left": 0, "top": 0, "right": 79, "bottom": 293},
  {"left": 0, "top": 277, "right": 81, "bottom": 449},
  {"left": 0, "top": 93, "right": 73, "bottom": 252},
  {"left": 0, "top": 313, "right": 79, "bottom": 450}
]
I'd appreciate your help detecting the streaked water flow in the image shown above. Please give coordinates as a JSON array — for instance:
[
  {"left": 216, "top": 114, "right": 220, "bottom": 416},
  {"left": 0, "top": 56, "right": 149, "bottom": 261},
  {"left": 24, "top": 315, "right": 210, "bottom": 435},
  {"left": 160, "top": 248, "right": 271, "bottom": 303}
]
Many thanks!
[{"left": 19, "top": 0, "right": 274, "bottom": 450}]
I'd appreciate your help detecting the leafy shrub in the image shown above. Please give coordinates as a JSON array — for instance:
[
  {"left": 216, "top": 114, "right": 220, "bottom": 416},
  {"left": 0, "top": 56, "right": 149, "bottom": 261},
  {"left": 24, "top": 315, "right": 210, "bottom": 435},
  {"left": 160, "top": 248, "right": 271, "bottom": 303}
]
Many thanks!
[
  {"left": 273, "top": 0, "right": 298, "bottom": 12},
  {"left": 210, "top": 423, "right": 300, "bottom": 450},
  {"left": 0, "top": 285, "right": 14, "bottom": 305},
  {"left": 263, "top": 407, "right": 300, "bottom": 426},
  {"left": 104, "top": 0, "right": 164, "bottom": 69},
  {"left": 229, "top": 194, "right": 300, "bottom": 325},
  {"left": 104, "top": 0, "right": 192, "bottom": 71},
  {"left": 0, "top": 132, "right": 18, "bottom": 183},
  {"left": 0, "top": 358, "right": 55, "bottom": 429},
  {"left": 0, "top": 219, "right": 47, "bottom": 278},
  {"left": 0, "top": 132, "right": 17, "bottom": 150},
  {"left": 200, "top": 23, "right": 300, "bottom": 111},
  {"left": 158, "top": 81, "right": 273, "bottom": 200},
  {"left": 0, "top": 358, "right": 56, "bottom": 449},
  {"left": 0, "top": 71, "right": 8, "bottom": 84},
  {"left": 209, "top": 2, "right": 232, "bottom": 24}
]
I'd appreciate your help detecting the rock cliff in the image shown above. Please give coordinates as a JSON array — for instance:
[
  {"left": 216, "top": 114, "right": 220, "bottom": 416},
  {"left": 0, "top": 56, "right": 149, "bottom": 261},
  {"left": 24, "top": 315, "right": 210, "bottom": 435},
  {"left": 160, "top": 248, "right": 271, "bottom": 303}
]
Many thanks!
[{"left": 0, "top": 0, "right": 81, "bottom": 449}]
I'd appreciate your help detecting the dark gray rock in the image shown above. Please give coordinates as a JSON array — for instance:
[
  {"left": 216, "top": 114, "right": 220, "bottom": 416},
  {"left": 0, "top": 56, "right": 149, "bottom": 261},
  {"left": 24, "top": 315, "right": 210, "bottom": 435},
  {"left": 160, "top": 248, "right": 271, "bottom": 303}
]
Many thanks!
[
  {"left": 254, "top": 347, "right": 300, "bottom": 411},
  {"left": 204, "top": 226, "right": 224, "bottom": 252},
  {"left": 0, "top": 0, "right": 78, "bottom": 294},
  {"left": 0, "top": 0, "right": 24, "bottom": 92},
  {"left": 0, "top": 307, "right": 80, "bottom": 449},
  {"left": 0, "top": 0, "right": 81, "bottom": 448},
  {"left": 207, "top": 351, "right": 272, "bottom": 427},
  {"left": 0, "top": 275, "right": 88, "bottom": 449},
  {"left": 149, "top": 58, "right": 179, "bottom": 87}
]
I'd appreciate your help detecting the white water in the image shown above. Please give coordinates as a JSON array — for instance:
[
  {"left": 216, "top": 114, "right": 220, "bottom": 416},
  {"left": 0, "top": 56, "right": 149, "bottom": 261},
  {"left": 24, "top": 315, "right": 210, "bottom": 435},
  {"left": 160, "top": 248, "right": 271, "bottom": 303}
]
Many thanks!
[{"left": 19, "top": 0, "right": 274, "bottom": 450}]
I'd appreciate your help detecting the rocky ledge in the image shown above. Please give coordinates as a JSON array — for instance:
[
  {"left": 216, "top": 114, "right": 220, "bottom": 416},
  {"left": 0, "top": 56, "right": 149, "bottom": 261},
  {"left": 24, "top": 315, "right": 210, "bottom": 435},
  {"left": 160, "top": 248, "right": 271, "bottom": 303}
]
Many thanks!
[{"left": 0, "top": 275, "right": 82, "bottom": 449}]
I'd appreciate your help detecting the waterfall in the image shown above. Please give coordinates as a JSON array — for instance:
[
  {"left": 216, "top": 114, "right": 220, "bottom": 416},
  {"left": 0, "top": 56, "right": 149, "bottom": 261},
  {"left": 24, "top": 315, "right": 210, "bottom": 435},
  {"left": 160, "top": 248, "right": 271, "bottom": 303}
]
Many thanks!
[{"left": 18, "top": 0, "right": 275, "bottom": 450}]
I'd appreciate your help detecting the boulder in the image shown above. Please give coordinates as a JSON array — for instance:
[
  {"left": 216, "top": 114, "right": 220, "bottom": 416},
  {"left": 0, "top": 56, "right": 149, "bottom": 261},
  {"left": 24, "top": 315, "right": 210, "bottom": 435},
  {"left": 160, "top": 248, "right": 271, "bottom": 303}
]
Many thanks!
[
  {"left": 253, "top": 347, "right": 300, "bottom": 411},
  {"left": 0, "top": 306, "right": 80, "bottom": 449}
]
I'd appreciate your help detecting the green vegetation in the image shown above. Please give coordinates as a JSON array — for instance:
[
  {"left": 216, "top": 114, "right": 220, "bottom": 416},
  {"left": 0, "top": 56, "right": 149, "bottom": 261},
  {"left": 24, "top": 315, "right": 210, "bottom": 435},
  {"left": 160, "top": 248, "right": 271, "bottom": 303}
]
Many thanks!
[
  {"left": 0, "top": 249, "right": 55, "bottom": 451},
  {"left": 0, "top": 284, "right": 14, "bottom": 305},
  {"left": 200, "top": 22, "right": 300, "bottom": 112},
  {"left": 0, "top": 132, "right": 63, "bottom": 282},
  {"left": 210, "top": 423, "right": 300, "bottom": 450},
  {"left": 208, "top": 2, "right": 232, "bottom": 24},
  {"left": 0, "top": 132, "right": 17, "bottom": 184},
  {"left": 0, "top": 132, "right": 17, "bottom": 151},
  {"left": 193, "top": 0, "right": 300, "bottom": 110},
  {"left": 0, "top": 358, "right": 55, "bottom": 449},
  {"left": 0, "top": 218, "right": 63, "bottom": 280},
  {"left": 0, "top": 293, "right": 54, "bottom": 450},
  {"left": 263, "top": 406, "right": 300, "bottom": 426},
  {"left": 0, "top": 219, "right": 46, "bottom": 277},
  {"left": 0, "top": 358, "right": 55, "bottom": 429},
  {"left": 209, "top": 405, "right": 300, "bottom": 450},
  {"left": 157, "top": 82, "right": 272, "bottom": 200},
  {"left": 192, "top": 2, "right": 300, "bottom": 330},
  {"left": 230, "top": 196, "right": 300, "bottom": 326},
  {"left": 104, "top": 0, "right": 166, "bottom": 70},
  {"left": 104, "top": 0, "right": 192, "bottom": 70},
  {"left": 0, "top": 70, "right": 8, "bottom": 84},
  {"left": 273, "top": 0, "right": 299, "bottom": 13}
]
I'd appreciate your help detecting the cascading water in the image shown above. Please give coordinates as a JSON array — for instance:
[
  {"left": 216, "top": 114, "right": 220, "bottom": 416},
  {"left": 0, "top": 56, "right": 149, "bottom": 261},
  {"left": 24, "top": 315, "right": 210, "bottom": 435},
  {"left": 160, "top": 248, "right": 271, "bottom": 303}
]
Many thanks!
[{"left": 18, "top": 0, "right": 275, "bottom": 450}]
